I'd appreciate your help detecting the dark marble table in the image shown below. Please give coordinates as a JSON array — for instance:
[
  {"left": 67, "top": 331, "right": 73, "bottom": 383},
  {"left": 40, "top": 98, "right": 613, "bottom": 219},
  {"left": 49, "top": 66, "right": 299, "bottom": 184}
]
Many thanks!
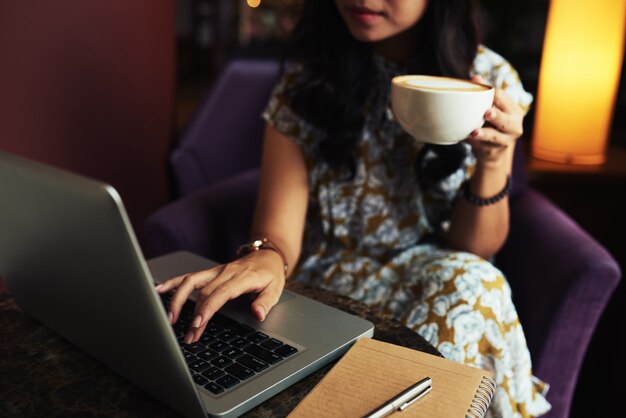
[{"left": 0, "top": 280, "right": 440, "bottom": 417}]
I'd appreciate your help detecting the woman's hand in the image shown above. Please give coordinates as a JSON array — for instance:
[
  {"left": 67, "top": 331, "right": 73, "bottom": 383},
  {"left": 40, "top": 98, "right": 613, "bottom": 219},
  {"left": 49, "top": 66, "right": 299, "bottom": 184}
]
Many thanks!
[
  {"left": 466, "top": 75, "right": 525, "bottom": 169},
  {"left": 155, "top": 250, "right": 286, "bottom": 344}
]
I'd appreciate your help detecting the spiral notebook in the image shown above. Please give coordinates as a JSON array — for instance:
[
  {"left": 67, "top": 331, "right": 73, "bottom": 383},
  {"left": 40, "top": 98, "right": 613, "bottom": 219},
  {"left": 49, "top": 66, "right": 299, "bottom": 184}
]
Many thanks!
[{"left": 288, "top": 338, "right": 496, "bottom": 418}]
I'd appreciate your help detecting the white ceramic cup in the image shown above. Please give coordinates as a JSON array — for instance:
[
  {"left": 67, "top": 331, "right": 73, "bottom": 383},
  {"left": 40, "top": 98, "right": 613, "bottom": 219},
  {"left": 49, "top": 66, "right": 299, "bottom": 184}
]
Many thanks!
[{"left": 391, "top": 75, "right": 494, "bottom": 145}]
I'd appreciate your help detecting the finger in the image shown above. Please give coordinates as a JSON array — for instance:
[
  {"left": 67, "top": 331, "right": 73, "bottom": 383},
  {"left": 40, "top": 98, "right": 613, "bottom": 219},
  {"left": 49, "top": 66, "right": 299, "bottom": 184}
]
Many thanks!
[
  {"left": 187, "top": 268, "right": 238, "bottom": 331},
  {"left": 484, "top": 107, "right": 523, "bottom": 137},
  {"left": 470, "top": 74, "right": 487, "bottom": 85},
  {"left": 492, "top": 88, "right": 520, "bottom": 115},
  {"left": 194, "top": 267, "right": 271, "bottom": 330},
  {"left": 465, "top": 137, "right": 503, "bottom": 161},
  {"left": 196, "top": 270, "right": 260, "bottom": 324},
  {"left": 183, "top": 327, "right": 197, "bottom": 345},
  {"left": 184, "top": 304, "right": 211, "bottom": 344},
  {"left": 186, "top": 321, "right": 208, "bottom": 344},
  {"left": 154, "top": 274, "right": 187, "bottom": 294},
  {"left": 184, "top": 268, "right": 235, "bottom": 343},
  {"left": 470, "top": 127, "right": 511, "bottom": 147},
  {"left": 470, "top": 77, "right": 521, "bottom": 118},
  {"left": 169, "top": 269, "right": 221, "bottom": 324},
  {"left": 251, "top": 282, "right": 284, "bottom": 321},
  {"left": 167, "top": 274, "right": 196, "bottom": 325}
]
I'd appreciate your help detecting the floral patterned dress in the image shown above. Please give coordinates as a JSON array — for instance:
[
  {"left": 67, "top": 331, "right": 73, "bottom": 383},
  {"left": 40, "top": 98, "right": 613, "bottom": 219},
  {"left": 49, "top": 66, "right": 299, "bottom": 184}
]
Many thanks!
[{"left": 262, "top": 46, "right": 551, "bottom": 418}]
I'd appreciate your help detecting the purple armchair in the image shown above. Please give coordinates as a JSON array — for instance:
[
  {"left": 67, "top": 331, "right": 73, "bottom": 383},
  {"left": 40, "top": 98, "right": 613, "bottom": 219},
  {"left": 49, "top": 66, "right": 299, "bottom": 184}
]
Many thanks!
[{"left": 144, "top": 59, "right": 621, "bottom": 418}]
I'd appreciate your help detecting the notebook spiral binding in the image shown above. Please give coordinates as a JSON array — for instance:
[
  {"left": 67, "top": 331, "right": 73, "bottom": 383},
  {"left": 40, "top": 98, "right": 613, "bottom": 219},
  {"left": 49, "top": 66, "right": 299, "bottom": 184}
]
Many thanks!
[{"left": 466, "top": 375, "right": 496, "bottom": 418}]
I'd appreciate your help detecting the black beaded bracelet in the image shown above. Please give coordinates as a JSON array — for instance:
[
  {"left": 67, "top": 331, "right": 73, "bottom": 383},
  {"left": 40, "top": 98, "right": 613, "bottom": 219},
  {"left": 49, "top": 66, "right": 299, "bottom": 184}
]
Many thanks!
[{"left": 462, "top": 176, "right": 512, "bottom": 206}]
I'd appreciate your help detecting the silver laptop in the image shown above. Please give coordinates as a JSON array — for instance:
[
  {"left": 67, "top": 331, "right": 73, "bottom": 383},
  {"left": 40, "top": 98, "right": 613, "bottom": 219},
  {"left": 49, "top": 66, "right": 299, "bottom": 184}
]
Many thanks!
[{"left": 0, "top": 150, "right": 374, "bottom": 418}]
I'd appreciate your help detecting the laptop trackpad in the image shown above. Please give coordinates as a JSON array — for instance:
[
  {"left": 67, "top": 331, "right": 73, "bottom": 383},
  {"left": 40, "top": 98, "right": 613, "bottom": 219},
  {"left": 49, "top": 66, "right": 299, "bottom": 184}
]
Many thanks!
[{"left": 223, "top": 290, "right": 295, "bottom": 311}]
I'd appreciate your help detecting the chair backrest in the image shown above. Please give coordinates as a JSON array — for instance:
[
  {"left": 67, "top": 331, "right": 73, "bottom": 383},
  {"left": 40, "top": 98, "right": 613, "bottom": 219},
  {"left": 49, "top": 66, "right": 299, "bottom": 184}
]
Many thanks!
[{"left": 171, "top": 59, "right": 281, "bottom": 196}]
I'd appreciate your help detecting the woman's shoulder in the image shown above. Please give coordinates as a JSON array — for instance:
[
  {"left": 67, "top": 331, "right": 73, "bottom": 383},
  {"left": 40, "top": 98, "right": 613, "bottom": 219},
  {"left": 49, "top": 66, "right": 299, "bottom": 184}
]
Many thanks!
[
  {"left": 262, "top": 61, "right": 320, "bottom": 149},
  {"left": 471, "top": 45, "right": 533, "bottom": 112},
  {"left": 275, "top": 61, "right": 305, "bottom": 88},
  {"left": 471, "top": 45, "right": 518, "bottom": 80}
]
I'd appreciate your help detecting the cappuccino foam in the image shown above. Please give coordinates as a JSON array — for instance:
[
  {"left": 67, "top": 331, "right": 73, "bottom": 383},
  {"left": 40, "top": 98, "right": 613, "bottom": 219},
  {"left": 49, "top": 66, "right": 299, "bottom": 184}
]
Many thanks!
[{"left": 396, "top": 76, "right": 489, "bottom": 92}]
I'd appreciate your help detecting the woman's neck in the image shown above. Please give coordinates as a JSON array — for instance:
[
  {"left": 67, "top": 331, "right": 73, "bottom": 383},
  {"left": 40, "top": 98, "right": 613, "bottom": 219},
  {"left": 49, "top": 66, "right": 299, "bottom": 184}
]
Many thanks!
[{"left": 372, "top": 26, "right": 419, "bottom": 65}]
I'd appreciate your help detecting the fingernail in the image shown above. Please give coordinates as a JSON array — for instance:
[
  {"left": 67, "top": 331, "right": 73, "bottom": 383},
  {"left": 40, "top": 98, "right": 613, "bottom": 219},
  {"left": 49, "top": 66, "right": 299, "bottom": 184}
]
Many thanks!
[
  {"left": 485, "top": 109, "right": 493, "bottom": 119},
  {"left": 192, "top": 315, "right": 202, "bottom": 328},
  {"left": 168, "top": 311, "right": 174, "bottom": 324},
  {"left": 185, "top": 330, "right": 194, "bottom": 344},
  {"left": 155, "top": 283, "right": 163, "bottom": 290},
  {"left": 255, "top": 306, "right": 266, "bottom": 321},
  {"left": 472, "top": 129, "right": 481, "bottom": 137}
]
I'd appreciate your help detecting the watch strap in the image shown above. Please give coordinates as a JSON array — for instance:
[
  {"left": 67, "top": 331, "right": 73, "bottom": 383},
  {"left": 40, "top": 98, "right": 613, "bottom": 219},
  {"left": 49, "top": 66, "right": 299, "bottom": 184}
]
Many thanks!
[{"left": 236, "top": 238, "right": 289, "bottom": 275}]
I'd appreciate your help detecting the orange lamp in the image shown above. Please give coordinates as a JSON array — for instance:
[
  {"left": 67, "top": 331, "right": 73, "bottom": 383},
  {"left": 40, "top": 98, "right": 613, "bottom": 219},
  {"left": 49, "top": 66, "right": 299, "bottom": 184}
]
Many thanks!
[{"left": 532, "top": 0, "right": 626, "bottom": 165}]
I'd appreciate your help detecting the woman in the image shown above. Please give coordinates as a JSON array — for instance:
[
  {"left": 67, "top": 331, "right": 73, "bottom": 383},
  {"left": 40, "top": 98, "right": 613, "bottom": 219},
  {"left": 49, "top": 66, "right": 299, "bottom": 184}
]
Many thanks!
[{"left": 157, "top": 1, "right": 551, "bottom": 416}]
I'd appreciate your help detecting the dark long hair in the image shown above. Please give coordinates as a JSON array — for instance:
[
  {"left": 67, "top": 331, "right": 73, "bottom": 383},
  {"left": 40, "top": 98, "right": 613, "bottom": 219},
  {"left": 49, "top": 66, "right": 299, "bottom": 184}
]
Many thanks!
[{"left": 284, "top": 0, "right": 481, "bottom": 182}]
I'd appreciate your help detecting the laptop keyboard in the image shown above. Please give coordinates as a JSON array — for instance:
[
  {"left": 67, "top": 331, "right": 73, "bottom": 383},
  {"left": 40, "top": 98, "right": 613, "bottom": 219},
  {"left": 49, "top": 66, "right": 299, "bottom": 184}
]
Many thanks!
[{"left": 160, "top": 292, "right": 299, "bottom": 396}]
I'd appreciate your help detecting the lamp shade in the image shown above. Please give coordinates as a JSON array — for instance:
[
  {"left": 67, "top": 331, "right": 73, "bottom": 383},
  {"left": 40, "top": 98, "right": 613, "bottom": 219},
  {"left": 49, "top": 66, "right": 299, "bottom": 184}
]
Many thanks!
[{"left": 532, "top": 0, "right": 626, "bottom": 164}]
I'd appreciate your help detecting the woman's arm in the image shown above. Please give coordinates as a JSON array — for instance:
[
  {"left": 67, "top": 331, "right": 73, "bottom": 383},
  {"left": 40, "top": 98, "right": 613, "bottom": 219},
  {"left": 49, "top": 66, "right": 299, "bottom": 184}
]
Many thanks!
[
  {"left": 250, "top": 124, "right": 309, "bottom": 278},
  {"left": 156, "top": 124, "right": 309, "bottom": 343},
  {"left": 447, "top": 79, "right": 525, "bottom": 259}
]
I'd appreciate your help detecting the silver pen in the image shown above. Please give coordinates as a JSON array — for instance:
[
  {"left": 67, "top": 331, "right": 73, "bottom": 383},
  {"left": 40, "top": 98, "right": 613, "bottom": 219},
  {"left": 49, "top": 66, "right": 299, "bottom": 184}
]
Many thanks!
[{"left": 362, "top": 376, "right": 432, "bottom": 418}]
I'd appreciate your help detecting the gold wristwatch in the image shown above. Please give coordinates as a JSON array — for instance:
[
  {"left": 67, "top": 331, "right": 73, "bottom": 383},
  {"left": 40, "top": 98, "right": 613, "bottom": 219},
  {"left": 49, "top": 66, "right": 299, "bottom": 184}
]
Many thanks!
[{"left": 236, "top": 238, "right": 288, "bottom": 275}]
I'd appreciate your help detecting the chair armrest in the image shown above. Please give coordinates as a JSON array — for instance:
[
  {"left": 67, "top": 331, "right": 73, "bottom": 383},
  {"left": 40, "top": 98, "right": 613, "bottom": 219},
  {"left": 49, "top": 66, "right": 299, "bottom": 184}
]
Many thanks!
[
  {"left": 143, "top": 169, "right": 260, "bottom": 263},
  {"left": 497, "top": 188, "right": 620, "bottom": 417}
]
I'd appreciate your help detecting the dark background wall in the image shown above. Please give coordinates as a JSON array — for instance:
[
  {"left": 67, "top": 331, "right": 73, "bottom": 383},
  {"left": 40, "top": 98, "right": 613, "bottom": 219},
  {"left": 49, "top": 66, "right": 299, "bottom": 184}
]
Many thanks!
[{"left": 0, "top": 0, "right": 176, "bottom": 242}]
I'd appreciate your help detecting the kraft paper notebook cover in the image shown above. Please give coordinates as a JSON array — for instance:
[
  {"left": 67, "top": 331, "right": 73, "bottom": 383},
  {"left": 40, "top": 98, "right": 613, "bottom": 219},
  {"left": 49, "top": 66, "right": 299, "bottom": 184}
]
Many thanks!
[{"left": 288, "top": 338, "right": 496, "bottom": 418}]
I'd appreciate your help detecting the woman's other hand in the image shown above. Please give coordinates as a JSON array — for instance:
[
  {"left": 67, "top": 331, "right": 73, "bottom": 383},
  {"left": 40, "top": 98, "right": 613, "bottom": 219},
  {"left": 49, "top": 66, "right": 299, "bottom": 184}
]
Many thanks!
[
  {"left": 155, "top": 249, "right": 286, "bottom": 344},
  {"left": 466, "top": 75, "right": 525, "bottom": 169}
]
